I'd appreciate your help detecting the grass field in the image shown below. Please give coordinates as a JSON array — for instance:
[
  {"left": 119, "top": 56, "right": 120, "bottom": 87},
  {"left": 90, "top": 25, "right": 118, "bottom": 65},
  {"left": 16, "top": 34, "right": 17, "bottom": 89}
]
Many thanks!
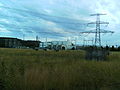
[{"left": 0, "top": 48, "right": 120, "bottom": 90}]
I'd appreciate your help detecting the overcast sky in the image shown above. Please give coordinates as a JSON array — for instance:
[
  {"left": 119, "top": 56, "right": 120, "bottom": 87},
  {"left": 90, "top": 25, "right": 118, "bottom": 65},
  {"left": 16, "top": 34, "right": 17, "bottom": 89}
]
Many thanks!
[{"left": 0, "top": 0, "right": 119, "bottom": 45}]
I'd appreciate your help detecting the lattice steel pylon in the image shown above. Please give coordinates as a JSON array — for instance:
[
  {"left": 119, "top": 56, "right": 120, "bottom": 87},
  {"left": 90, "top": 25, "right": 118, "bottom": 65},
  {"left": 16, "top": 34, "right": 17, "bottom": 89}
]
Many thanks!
[{"left": 81, "top": 13, "right": 114, "bottom": 46}]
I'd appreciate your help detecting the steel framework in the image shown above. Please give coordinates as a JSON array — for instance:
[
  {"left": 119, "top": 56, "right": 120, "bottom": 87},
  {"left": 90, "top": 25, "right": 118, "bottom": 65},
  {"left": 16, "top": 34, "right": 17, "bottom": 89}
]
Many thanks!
[{"left": 80, "top": 13, "right": 114, "bottom": 46}]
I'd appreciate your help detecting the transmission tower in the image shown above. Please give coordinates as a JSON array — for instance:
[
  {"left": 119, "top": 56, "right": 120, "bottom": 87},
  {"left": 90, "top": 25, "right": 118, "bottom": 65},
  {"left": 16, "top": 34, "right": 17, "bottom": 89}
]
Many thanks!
[{"left": 80, "top": 13, "right": 114, "bottom": 46}]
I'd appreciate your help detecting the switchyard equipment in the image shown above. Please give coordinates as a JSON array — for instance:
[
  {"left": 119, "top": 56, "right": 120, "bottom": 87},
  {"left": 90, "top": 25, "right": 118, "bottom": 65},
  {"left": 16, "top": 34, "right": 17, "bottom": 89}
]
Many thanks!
[
  {"left": 83, "top": 39, "right": 94, "bottom": 46},
  {"left": 40, "top": 40, "right": 76, "bottom": 50}
]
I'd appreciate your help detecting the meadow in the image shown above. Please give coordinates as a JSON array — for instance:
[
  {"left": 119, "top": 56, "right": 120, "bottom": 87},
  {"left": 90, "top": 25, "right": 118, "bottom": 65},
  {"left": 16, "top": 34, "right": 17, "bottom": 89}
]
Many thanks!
[{"left": 0, "top": 48, "right": 120, "bottom": 90}]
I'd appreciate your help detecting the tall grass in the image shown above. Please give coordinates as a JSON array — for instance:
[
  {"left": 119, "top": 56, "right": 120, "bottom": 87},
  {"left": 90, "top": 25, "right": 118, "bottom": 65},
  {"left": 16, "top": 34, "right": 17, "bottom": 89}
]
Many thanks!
[{"left": 0, "top": 48, "right": 120, "bottom": 90}]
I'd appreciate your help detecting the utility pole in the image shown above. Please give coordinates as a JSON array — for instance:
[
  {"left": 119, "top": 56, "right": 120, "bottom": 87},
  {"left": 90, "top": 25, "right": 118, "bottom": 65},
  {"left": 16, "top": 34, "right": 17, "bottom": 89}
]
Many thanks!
[
  {"left": 36, "top": 35, "right": 39, "bottom": 41},
  {"left": 80, "top": 13, "right": 114, "bottom": 46},
  {"left": 23, "top": 34, "right": 25, "bottom": 40}
]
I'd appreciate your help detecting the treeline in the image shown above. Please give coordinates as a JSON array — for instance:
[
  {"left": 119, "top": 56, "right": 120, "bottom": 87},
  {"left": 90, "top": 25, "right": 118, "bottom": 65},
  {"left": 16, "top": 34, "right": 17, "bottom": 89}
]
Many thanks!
[
  {"left": 77, "top": 45, "right": 120, "bottom": 51},
  {"left": 107, "top": 45, "right": 120, "bottom": 51},
  {"left": 79, "top": 45, "right": 120, "bottom": 51}
]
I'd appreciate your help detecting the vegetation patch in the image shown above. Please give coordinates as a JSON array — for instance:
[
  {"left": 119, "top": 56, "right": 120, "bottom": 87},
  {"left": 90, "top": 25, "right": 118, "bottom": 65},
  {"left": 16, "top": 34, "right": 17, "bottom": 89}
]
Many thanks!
[{"left": 0, "top": 48, "right": 119, "bottom": 90}]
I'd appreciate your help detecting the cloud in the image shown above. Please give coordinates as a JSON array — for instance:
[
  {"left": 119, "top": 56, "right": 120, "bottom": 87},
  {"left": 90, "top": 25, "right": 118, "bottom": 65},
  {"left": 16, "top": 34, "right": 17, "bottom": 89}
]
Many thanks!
[{"left": 0, "top": 0, "right": 118, "bottom": 45}]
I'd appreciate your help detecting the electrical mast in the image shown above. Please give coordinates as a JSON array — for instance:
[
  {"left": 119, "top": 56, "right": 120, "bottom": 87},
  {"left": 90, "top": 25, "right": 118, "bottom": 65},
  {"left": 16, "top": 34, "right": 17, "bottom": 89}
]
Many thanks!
[{"left": 81, "top": 13, "right": 114, "bottom": 46}]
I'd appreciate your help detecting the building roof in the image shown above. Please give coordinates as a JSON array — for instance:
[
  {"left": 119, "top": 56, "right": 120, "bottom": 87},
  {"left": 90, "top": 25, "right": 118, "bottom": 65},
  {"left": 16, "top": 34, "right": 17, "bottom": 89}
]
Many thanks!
[
  {"left": 0, "top": 37, "right": 19, "bottom": 39},
  {"left": 0, "top": 37, "right": 23, "bottom": 41}
]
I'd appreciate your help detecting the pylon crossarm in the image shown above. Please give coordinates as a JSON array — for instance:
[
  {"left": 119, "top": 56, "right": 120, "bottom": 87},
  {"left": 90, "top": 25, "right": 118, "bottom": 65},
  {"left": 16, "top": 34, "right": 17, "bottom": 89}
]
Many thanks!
[
  {"left": 87, "top": 22, "right": 96, "bottom": 25},
  {"left": 87, "top": 22, "right": 109, "bottom": 25},
  {"left": 79, "top": 29, "right": 114, "bottom": 34},
  {"left": 80, "top": 30, "right": 96, "bottom": 34},
  {"left": 99, "top": 21, "right": 109, "bottom": 24},
  {"left": 100, "top": 30, "right": 114, "bottom": 33},
  {"left": 90, "top": 13, "right": 106, "bottom": 16}
]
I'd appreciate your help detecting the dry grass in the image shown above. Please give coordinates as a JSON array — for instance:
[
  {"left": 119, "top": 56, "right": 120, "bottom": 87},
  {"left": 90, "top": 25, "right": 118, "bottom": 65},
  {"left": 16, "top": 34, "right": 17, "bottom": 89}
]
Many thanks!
[{"left": 0, "top": 48, "right": 119, "bottom": 90}]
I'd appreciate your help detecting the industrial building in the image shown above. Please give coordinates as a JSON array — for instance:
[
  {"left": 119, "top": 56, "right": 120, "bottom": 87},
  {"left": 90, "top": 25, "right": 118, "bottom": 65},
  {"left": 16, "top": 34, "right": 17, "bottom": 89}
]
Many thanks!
[
  {"left": 40, "top": 40, "right": 76, "bottom": 50},
  {"left": 0, "top": 37, "right": 22, "bottom": 48},
  {"left": 0, "top": 37, "right": 40, "bottom": 49},
  {"left": 22, "top": 40, "right": 40, "bottom": 49}
]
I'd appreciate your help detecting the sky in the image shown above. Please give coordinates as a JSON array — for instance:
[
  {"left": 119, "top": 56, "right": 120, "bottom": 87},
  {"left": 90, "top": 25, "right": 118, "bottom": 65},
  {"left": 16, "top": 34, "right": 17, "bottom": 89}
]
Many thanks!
[{"left": 0, "top": 0, "right": 119, "bottom": 46}]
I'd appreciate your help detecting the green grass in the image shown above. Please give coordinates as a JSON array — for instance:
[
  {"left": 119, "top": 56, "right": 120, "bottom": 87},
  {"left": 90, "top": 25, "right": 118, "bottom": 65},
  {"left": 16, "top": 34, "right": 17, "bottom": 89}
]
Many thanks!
[{"left": 0, "top": 48, "right": 120, "bottom": 90}]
